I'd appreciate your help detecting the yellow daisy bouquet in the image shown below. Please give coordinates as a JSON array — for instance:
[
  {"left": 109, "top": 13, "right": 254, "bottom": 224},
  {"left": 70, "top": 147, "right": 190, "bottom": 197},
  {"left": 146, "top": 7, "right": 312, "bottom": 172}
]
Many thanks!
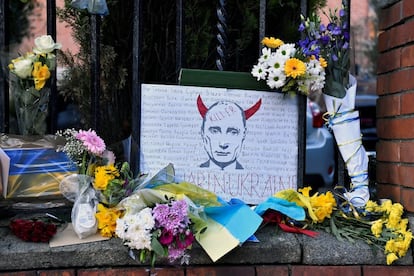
[{"left": 251, "top": 37, "right": 327, "bottom": 96}]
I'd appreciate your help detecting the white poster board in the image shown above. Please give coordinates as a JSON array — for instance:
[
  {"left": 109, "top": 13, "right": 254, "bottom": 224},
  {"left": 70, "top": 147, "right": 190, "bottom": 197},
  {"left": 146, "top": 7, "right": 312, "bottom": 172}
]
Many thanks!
[{"left": 140, "top": 84, "right": 298, "bottom": 204}]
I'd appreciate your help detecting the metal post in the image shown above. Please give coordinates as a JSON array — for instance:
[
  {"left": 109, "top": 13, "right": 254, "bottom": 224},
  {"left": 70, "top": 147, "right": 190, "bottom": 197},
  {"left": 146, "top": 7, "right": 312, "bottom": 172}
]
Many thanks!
[
  {"left": 0, "top": 0, "right": 8, "bottom": 133},
  {"left": 132, "top": 0, "right": 142, "bottom": 143},
  {"left": 90, "top": 15, "right": 101, "bottom": 133},
  {"left": 216, "top": 0, "right": 227, "bottom": 71},
  {"left": 176, "top": 0, "right": 184, "bottom": 78},
  {"left": 258, "top": 0, "right": 266, "bottom": 55},
  {"left": 335, "top": 0, "right": 352, "bottom": 188},
  {"left": 46, "top": 0, "right": 57, "bottom": 133},
  {"left": 297, "top": 0, "right": 308, "bottom": 189}
]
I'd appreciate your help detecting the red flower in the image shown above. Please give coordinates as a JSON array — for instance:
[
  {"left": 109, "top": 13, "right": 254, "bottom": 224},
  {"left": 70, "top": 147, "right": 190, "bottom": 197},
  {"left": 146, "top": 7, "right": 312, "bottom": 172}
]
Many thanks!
[
  {"left": 9, "top": 218, "right": 58, "bottom": 242},
  {"left": 159, "top": 229, "right": 174, "bottom": 245},
  {"left": 176, "top": 231, "right": 195, "bottom": 249}
]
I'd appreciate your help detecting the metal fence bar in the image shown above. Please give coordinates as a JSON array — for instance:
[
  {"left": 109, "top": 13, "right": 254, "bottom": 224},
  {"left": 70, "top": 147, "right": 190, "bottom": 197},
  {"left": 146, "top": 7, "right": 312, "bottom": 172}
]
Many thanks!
[
  {"left": 0, "top": 0, "right": 7, "bottom": 133},
  {"left": 132, "top": 0, "right": 142, "bottom": 143},
  {"left": 176, "top": 0, "right": 184, "bottom": 76},
  {"left": 90, "top": 15, "right": 101, "bottom": 133},
  {"left": 258, "top": 0, "right": 266, "bottom": 55},
  {"left": 46, "top": 0, "right": 58, "bottom": 133},
  {"left": 215, "top": 0, "right": 227, "bottom": 71}
]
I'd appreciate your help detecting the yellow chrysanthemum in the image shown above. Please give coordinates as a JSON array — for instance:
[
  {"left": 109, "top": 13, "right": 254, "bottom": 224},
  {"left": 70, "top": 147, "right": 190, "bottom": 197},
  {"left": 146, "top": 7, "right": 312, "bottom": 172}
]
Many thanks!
[
  {"left": 93, "top": 165, "right": 120, "bottom": 190},
  {"left": 386, "top": 203, "right": 404, "bottom": 229},
  {"left": 284, "top": 58, "right": 306, "bottom": 79},
  {"left": 319, "top": 57, "right": 327, "bottom": 68},
  {"left": 386, "top": 252, "right": 399, "bottom": 265},
  {"left": 371, "top": 219, "right": 383, "bottom": 238},
  {"left": 95, "top": 203, "right": 123, "bottom": 237},
  {"left": 380, "top": 199, "right": 393, "bottom": 214},
  {"left": 403, "top": 231, "right": 413, "bottom": 252},
  {"left": 32, "top": 61, "right": 50, "bottom": 90},
  {"left": 365, "top": 200, "right": 379, "bottom": 212},
  {"left": 398, "top": 218, "right": 409, "bottom": 232},
  {"left": 261, "top": 36, "right": 284, "bottom": 48}
]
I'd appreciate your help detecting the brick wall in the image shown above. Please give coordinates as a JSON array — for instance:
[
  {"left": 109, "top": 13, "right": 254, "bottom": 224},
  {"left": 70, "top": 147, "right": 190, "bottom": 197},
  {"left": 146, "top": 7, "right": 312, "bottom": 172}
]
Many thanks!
[
  {"left": 376, "top": 0, "right": 414, "bottom": 212},
  {"left": 1, "top": 265, "right": 414, "bottom": 276}
]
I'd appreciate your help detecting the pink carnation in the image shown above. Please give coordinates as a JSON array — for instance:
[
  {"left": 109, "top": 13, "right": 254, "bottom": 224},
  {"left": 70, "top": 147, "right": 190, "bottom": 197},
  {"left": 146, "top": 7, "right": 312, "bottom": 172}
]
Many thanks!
[{"left": 75, "top": 129, "right": 106, "bottom": 155}]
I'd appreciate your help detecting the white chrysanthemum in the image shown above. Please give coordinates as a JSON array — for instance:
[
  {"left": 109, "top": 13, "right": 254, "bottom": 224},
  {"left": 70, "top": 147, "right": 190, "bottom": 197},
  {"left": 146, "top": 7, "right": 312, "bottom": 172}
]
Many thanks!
[
  {"left": 307, "top": 59, "right": 324, "bottom": 75},
  {"left": 138, "top": 208, "right": 155, "bottom": 229},
  {"left": 277, "top": 43, "right": 296, "bottom": 58},
  {"left": 126, "top": 232, "right": 152, "bottom": 250},
  {"left": 266, "top": 68, "right": 286, "bottom": 89},
  {"left": 306, "top": 59, "right": 326, "bottom": 91},
  {"left": 251, "top": 63, "right": 267, "bottom": 81},
  {"left": 258, "top": 47, "right": 272, "bottom": 63},
  {"left": 115, "top": 208, "right": 155, "bottom": 251},
  {"left": 115, "top": 217, "right": 129, "bottom": 240}
]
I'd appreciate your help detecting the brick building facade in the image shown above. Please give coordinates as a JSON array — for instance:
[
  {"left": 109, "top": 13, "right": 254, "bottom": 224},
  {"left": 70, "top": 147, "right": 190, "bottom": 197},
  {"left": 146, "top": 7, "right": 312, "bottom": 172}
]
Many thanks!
[{"left": 376, "top": 0, "right": 414, "bottom": 212}]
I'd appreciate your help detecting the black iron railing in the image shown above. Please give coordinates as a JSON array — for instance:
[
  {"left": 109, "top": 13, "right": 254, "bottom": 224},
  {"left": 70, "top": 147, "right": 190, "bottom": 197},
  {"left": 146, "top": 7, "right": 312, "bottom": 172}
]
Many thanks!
[{"left": 0, "top": 0, "right": 352, "bottom": 188}]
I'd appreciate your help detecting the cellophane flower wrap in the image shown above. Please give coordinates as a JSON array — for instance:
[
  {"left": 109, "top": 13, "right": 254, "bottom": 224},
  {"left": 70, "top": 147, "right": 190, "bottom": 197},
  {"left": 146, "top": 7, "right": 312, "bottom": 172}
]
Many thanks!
[
  {"left": 251, "top": 36, "right": 326, "bottom": 96},
  {"left": 8, "top": 35, "right": 61, "bottom": 135},
  {"left": 56, "top": 128, "right": 115, "bottom": 239},
  {"left": 298, "top": 4, "right": 370, "bottom": 207}
]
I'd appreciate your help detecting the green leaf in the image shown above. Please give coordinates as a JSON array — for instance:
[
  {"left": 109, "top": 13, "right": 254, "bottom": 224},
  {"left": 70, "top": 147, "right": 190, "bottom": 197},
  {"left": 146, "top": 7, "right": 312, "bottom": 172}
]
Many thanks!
[
  {"left": 151, "top": 237, "right": 166, "bottom": 257},
  {"left": 330, "top": 217, "right": 344, "bottom": 242}
]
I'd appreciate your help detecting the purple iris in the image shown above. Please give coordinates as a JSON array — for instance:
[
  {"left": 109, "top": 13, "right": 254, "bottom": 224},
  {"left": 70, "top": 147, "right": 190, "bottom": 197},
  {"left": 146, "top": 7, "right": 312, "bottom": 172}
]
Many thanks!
[
  {"left": 319, "top": 35, "right": 330, "bottom": 46},
  {"left": 332, "top": 26, "right": 342, "bottom": 36}
]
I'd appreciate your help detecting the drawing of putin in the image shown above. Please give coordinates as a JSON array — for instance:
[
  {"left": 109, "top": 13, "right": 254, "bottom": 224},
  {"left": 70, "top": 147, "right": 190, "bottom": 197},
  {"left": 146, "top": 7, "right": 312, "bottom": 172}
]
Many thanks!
[{"left": 197, "top": 95, "right": 261, "bottom": 171}]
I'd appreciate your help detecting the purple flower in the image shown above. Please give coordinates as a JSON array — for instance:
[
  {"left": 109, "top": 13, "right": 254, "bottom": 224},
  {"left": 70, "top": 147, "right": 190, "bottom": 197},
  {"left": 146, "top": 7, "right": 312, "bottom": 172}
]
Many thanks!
[
  {"left": 343, "top": 31, "right": 350, "bottom": 42},
  {"left": 167, "top": 247, "right": 186, "bottom": 262},
  {"left": 342, "top": 41, "right": 349, "bottom": 49},
  {"left": 298, "top": 22, "right": 305, "bottom": 32},
  {"left": 319, "top": 35, "right": 330, "bottom": 46},
  {"left": 332, "top": 26, "right": 342, "bottom": 36},
  {"left": 152, "top": 200, "right": 189, "bottom": 233}
]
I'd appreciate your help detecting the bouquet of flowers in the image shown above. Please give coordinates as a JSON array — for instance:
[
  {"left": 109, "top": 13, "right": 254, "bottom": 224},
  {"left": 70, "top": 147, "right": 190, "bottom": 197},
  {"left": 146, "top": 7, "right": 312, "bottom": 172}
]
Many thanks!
[
  {"left": 9, "top": 213, "right": 63, "bottom": 242},
  {"left": 298, "top": 7, "right": 350, "bottom": 98},
  {"left": 8, "top": 35, "right": 61, "bottom": 135},
  {"left": 56, "top": 128, "right": 112, "bottom": 175},
  {"left": 93, "top": 161, "right": 147, "bottom": 207},
  {"left": 93, "top": 162, "right": 148, "bottom": 237},
  {"left": 251, "top": 36, "right": 326, "bottom": 96},
  {"left": 115, "top": 196, "right": 196, "bottom": 266},
  {"left": 56, "top": 128, "right": 115, "bottom": 238},
  {"left": 267, "top": 187, "right": 413, "bottom": 265},
  {"left": 298, "top": 4, "right": 370, "bottom": 207}
]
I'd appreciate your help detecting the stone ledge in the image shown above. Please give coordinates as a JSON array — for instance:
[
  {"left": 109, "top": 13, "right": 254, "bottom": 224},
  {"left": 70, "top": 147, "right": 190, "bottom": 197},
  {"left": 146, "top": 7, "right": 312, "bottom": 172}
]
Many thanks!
[{"left": 0, "top": 217, "right": 413, "bottom": 271}]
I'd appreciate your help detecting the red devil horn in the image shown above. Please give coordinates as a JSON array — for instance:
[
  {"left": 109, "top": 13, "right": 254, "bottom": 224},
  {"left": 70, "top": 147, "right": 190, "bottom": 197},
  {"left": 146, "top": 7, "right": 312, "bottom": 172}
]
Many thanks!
[
  {"left": 244, "top": 99, "right": 262, "bottom": 120},
  {"left": 197, "top": 95, "right": 208, "bottom": 118}
]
